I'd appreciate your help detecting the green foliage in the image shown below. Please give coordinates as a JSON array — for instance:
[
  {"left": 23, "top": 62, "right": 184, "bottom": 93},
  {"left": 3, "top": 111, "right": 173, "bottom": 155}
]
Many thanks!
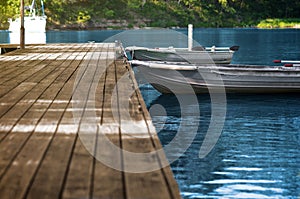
[
  {"left": 257, "top": 18, "right": 300, "bottom": 28},
  {"left": 0, "top": 0, "right": 20, "bottom": 28},
  {"left": 77, "top": 11, "right": 91, "bottom": 24},
  {"left": 104, "top": 9, "right": 115, "bottom": 19},
  {"left": 127, "top": 0, "right": 145, "bottom": 9},
  {"left": 0, "top": 0, "right": 300, "bottom": 29}
]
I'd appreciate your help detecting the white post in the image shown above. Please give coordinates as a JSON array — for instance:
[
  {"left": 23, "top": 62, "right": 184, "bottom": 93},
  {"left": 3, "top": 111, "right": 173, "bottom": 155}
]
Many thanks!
[
  {"left": 20, "top": 0, "right": 25, "bottom": 49},
  {"left": 188, "top": 24, "right": 193, "bottom": 51}
]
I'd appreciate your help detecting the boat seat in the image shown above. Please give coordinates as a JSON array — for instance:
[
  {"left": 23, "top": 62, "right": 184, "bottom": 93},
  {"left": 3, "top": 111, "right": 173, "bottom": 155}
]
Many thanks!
[{"left": 192, "top": 46, "right": 205, "bottom": 51}]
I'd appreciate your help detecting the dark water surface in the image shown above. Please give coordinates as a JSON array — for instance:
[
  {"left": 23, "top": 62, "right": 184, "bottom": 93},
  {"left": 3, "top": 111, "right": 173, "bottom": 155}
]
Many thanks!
[
  {"left": 137, "top": 29, "right": 300, "bottom": 198},
  {"left": 1, "top": 28, "right": 299, "bottom": 198},
  {"left": 145, "top": 91, "right": 300, "bottom": 198}
]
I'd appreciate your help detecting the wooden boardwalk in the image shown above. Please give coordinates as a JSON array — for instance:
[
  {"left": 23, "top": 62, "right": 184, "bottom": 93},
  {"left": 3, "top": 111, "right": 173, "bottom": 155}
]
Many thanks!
[{"left": 0, "top": 43, "right": 181, "bottom": 199}]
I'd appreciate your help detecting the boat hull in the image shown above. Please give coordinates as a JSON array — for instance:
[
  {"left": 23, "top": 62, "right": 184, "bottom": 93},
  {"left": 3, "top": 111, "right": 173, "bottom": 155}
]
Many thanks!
[
  {"left": 9, "top": 16, "right": 47, "bottom": 33},
  {"left": 133, "top": 61, "right": 300, "bottom": 94},
  {"left": 127, "top": 47, "right": 235, "bottom": 64}
]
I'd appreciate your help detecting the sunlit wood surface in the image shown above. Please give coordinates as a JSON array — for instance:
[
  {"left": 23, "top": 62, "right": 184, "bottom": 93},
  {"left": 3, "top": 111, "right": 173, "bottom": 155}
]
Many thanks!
[{"left": 0, "top": 43, "right": 180, "bottom": 199}]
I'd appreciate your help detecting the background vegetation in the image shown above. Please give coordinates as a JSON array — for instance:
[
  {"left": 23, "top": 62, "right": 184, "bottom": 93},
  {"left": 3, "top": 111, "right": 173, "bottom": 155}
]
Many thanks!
[{"left": 1, "top": 0, "right": 300, "bottom": 29}]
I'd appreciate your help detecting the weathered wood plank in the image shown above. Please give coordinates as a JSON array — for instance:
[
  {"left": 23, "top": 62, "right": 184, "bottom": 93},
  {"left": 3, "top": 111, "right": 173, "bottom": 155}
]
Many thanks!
[
  {"left": 0, "top": 133, "right": 52, "bottom": 199},
  {"left": 113, "top": 58, "right": 174, "bottom": 199},
  {"left": 0, "top": 45, "right": 87, "bottom": 137},
  {"left": 0, "top": 43, "right": 181, "bottom": 199},
  {"left": 25, "top": 133, "right": 77, "bottom": 199},
  {"left": 117, "top": 59, "right": 181, "bottom": 199},
  {"left": 0, "top": 51, "right": 31, "bottom": 76},
  {"left": 62, "top": 43, "right": 106, "bottom": 199},
  {"left": 93, "top": 133, "right": 125, "bottom": 199},
  {"left": 0, "top": 44, "right": 91, "bottom": 199},
  {"left": 0, "top": 64, "right": 62, "bottom": 133},
  {"left": 122, "top": 138, "right": 172, "bottom": 199},
  {"left": 25, "top": 55, "right": 90, "bottom": 199},
  {"left": 0, "top": 52, "right": 51, "bottom": 85},
  {"left": 49, "top": 43, "right": 96, "bottom": 198},
  {"left": 0, "top": 82, "right": 38, "bottom": 118},
  {"left": 61, "top": 136, "right": 93, "bottom": 199},
  {"left": 92, "top": 45, "right": 125, "bottom": 198}
]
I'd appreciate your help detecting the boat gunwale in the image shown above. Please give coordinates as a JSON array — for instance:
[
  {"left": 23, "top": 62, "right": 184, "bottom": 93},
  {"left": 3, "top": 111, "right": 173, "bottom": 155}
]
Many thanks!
[{"left": 131, "top": 60, "right": 300, "bottom": 73}]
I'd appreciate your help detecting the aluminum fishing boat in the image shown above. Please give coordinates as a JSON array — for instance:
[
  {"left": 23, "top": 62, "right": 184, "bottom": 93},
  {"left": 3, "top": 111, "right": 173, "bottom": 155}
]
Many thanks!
[
  {"left": 130, "top": 60, "right": 300, "bottom": 94},
  {"left": 126, "top": 45, "right": 239, "bottom": 65}
]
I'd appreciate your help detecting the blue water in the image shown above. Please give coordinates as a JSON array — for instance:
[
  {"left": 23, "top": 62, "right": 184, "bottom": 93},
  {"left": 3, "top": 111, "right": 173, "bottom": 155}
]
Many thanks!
[
  {"left": 137, "top": 29, "right": 300, "bottom": 198},
  {"left": 1, "top": 28, "right": 299, "bottom": 64},
  {"left": 1, "top": 28, "right": 299, "bottom": 198},
  {"left": 146, "top": 92, "right": 300, "bottom": 198}
]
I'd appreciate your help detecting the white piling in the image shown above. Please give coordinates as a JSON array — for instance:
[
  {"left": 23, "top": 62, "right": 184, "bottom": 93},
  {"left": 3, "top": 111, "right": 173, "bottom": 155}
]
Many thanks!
[{"left": 188, "top": 24, "right": 193, "bottom": 51}]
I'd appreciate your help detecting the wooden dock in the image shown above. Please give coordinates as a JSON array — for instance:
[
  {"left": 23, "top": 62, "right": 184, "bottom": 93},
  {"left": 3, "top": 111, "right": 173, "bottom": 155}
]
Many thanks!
[{"left": 0, "top": 43, "right": 181, "bottom": 199}]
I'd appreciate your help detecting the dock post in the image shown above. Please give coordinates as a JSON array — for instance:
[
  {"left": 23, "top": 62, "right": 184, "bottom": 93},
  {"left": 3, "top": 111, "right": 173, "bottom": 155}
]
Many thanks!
[
  {"left": 20, "top": 0, "right": 25, "bottom": 49},
  {"left": 188, "top": 24, "right": 193, "bottom": 51}
]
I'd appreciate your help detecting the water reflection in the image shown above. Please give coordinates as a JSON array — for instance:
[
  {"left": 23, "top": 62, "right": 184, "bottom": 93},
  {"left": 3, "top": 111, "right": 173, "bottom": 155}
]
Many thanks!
[
  {"left": 9, "top": 32, "right": 46, "bottom": 44},
  {"left": 143, "top": 90, "right": 300, "bottom": 198}
]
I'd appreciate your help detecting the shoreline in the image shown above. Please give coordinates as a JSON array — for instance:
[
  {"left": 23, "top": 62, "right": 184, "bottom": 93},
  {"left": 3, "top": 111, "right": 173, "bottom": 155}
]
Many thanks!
[
  {"left": 1, "top": 17, "right": 299, "bottom": 31},
  {"left": 1, "top": 26, "right": 300, "bottom": 31}
]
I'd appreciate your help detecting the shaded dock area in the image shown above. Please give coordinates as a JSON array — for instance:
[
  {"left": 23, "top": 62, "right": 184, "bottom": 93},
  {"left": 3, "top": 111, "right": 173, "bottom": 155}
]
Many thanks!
[{"left": 0, "top": 43, "right": 181, "bottom": 199}]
